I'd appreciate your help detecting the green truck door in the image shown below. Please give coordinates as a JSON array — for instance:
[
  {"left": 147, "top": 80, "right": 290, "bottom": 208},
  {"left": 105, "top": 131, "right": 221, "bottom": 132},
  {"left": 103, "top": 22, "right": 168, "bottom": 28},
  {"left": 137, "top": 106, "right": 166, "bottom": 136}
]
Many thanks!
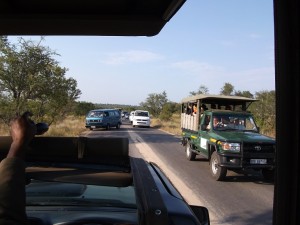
[{"left": 197, "top": 114, "right": 210, "bottom": 157}]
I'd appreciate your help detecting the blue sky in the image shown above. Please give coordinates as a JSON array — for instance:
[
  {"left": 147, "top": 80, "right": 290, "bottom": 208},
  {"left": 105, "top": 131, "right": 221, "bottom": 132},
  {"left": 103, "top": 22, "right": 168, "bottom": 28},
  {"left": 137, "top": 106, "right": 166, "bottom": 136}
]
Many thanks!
[{"left": 9, "top": 0, "right": 275, "bottom": 106}]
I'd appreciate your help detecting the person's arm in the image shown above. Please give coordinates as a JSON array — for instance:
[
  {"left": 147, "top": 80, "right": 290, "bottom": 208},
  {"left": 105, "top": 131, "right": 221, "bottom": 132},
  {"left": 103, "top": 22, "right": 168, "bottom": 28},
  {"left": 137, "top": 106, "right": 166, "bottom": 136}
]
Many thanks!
[
  {"left": 0, "top": 157, "right": 28, "bottom": 225},
  {"left": 0, "top": 112, "right": 36, "bottom": 225}
]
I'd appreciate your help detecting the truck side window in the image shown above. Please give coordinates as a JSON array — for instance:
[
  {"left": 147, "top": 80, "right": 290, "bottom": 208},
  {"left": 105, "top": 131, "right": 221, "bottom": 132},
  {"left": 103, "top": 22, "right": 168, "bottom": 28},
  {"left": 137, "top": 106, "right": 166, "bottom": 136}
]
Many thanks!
[
  {"left": 204, "top": 115, "right": 211, "bottom": 130},
  {"left": 186, "top": 104, "right": 193, "bottom": 115}
]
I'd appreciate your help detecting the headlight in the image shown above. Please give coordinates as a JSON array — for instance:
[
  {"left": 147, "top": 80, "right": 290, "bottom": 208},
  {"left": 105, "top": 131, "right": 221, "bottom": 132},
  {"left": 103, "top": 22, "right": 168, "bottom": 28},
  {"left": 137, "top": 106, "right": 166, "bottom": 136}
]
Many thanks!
[{"left": 219, "top": 142, "right": 240, "bottom": 152}]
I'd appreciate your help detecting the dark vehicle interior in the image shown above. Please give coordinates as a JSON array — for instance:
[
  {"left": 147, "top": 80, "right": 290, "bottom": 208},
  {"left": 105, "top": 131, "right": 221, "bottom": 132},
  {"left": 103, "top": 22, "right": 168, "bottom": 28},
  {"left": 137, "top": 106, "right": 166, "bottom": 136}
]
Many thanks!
[
  {"left": 0, "top": 135, "right": 209, "bottom": 225},
  {"left": 0, "top": 0, "right": 299, "bottom": 224},
  {"left": 0, "top": 0, "right": 185, "bottom": 36}
]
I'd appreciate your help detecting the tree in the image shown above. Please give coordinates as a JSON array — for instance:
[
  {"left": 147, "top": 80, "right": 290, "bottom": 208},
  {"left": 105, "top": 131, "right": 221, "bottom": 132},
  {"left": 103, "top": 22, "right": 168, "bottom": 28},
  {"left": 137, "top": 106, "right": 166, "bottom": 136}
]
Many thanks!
[
  {"left": 140, "top": 91, "right": 168, "bottom": 117},
  {"left": 74, "top": 101, "right": 95, "bottom": 116},
  {"left": 0, "top": 37, "right": 81, "bottom": 124},
  {"left": 189, "top": 85, "right": 209, "bottom": 96},
  {"left": 251, "top": 90, "right": 276, "bottom": 136},
  {"left": 159, "top": 102, "right": 180, "bottom": 121},
  {"left": 234, "top": 90, "right": 254, "bottom": 98},
  {"left": 220, "top": 83, "right": 234, "bottom": 95}
]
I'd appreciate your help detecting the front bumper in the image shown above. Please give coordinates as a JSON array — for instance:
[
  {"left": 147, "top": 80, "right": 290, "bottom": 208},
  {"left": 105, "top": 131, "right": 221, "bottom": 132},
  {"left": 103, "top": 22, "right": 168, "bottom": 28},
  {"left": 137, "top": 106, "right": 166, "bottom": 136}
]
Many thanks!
[
  {"left": 217, "top": 152, "right": 275, "bottom": 170},
  {"left": 85, "top": 122, "right": 105, "bottom": 128},
  {"left": 132, "top": 120, "right": 150, "bottom": 127}
]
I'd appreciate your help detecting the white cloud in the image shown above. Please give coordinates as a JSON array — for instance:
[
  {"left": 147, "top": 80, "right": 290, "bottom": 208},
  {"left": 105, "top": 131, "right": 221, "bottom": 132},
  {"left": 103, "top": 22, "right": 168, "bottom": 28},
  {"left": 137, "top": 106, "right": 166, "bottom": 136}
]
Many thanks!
[
  {"left": 100, "top": 50, "right": 164, "bottom": 65},
  {"left": 170, "top": 60, "right": 223, "bottom": 75}
]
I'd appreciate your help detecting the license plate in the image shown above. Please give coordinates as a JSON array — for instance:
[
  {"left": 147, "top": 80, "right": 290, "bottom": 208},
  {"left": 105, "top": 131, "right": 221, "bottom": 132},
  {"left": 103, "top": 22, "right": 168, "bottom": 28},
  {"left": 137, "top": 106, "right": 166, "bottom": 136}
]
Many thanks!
[
  {"left": 250, "top": 159, "right": 267, "bottom": 164},
  {"left": 91, "top": 126, "right": 96, "bottom": 128}
]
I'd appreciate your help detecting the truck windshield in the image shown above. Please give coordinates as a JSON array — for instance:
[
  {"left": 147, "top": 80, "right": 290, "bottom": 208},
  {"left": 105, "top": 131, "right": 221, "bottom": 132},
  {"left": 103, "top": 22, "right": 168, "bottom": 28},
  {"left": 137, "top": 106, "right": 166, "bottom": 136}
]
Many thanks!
[
  {"left": 213, "top": 115, "right": 258, "bottom": 132},
  {"left": 88, "top": 111, "right": 104, "bottom": 118},
  {"left": 135, "top": 112, "right": 149, "bottom": 117}
]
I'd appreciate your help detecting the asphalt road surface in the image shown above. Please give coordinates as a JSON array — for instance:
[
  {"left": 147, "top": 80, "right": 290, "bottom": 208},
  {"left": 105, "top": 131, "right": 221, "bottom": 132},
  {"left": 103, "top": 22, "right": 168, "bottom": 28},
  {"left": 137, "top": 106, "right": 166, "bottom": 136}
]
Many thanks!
[{"left": 82, "top": 119, "right": 274, "bottom": 225}]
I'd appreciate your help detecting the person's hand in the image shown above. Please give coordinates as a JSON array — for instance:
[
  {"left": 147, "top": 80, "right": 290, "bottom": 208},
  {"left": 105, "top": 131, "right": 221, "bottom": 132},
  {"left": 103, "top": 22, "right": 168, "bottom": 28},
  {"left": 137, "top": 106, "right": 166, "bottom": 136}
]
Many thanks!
[{"left": 7, "top": 112, "right": 37, "bottom": 159}]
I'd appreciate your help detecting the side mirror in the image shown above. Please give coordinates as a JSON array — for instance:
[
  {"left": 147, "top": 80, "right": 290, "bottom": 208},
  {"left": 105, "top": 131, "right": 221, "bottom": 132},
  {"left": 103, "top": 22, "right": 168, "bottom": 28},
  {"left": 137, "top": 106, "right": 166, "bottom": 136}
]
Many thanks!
[{"left": 190, "top": 205, "right": 210, "bottom": 225}]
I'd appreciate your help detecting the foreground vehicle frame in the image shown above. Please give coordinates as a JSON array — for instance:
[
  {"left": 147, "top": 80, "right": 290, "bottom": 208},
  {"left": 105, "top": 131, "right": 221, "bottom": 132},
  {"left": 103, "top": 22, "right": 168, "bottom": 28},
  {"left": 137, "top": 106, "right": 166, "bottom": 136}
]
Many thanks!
[
  {"left": 0, "top": 0, "right": 299, "bottom": 224},
  {"left": 0, "top": 136, "right": 210, "bottom": 225}
]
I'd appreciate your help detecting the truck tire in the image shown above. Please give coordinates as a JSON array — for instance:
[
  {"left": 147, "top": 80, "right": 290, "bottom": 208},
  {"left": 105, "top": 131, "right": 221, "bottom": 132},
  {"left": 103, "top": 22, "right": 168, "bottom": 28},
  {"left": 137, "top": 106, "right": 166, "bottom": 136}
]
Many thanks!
[
  {"left": 210, "top": 151, "right": 227, "bottom": 181},
  {"left": 106, "top": 124, "right": 110, "bottom": 130},
  {"left": 186, "top": 142, "right": 196, "bottom": 161},
  {"left": 262, "top": 168, "right": 274, "bottom": 181},
  {"left": 116, "top": 123, "right": 120, "bottom": 129}
]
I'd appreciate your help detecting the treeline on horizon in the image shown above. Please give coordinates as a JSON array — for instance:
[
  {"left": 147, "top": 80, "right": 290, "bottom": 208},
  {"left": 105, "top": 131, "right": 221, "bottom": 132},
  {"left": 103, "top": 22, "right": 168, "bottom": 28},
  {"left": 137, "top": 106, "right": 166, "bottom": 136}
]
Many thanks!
[{"left": 75, "top": 83, "right": 275, "bottom": 136}]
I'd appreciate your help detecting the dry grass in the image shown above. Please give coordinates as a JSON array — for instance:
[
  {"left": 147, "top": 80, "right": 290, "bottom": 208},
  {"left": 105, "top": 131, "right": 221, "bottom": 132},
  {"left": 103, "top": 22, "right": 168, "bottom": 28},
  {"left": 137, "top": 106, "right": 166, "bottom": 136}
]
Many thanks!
[
  {"left": 261, "top": 130, "right": 276, "bottom": 139},
  {"left": 0, "top": 123, "right": 10, "bottom": 136},
  {"left": 46, "top": 115, "right": 183, "bottom": 136},
  {"left": 151, "top": 114, "right": 182, "bottom": 136},
  {"left": 0, "top": 116, "right": 86, "bottom": 137},
  {"left": 45, "top": 116, "right": 86, "bottom": 136},
  {"left": 47, "top": 114, "right": 183, "bottom": 137},
  {"left": 0, "top": 114, "right": 274, "bottom": 138}
]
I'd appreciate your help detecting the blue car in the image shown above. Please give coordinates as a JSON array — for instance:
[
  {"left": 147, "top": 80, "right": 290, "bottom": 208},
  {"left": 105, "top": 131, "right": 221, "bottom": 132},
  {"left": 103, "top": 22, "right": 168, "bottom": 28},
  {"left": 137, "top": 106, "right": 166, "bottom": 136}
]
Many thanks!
[{"left": 85, "top": 109, "right": 122, "bottom": 130}]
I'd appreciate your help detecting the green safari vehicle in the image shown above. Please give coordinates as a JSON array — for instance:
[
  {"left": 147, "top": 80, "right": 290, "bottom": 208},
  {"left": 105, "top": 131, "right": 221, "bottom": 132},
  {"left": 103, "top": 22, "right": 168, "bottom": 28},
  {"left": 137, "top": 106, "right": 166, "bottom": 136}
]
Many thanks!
[{"left": 181, "top": 94, "right": 276, "bottom": 181}]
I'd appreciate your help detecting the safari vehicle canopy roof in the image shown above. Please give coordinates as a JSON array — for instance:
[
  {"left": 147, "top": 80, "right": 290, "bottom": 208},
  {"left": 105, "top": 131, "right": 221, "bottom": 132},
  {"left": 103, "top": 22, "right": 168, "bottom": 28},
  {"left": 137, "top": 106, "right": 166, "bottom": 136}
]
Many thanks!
[
  {"left": 0, "top": 0, "right": 186, "bottom": 36},
  {"left": 181, "top": 94, "right": 258, "bottom": 111},
  {"left": 181, "top": 94, "right": 258, "bottom": 104}
]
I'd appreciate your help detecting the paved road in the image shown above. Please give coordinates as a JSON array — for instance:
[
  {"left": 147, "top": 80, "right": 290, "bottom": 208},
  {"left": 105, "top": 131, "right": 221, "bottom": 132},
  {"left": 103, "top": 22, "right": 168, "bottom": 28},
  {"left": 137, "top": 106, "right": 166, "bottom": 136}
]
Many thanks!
[{"left": 82, "top": 120, "right": 274, "bottom": 225}]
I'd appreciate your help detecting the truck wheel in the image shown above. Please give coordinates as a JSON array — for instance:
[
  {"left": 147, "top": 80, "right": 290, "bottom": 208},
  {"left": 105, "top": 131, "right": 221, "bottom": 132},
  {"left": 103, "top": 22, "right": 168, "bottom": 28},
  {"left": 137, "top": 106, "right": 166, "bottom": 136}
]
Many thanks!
[
  {"left": 262, "top": 168, "right": 274, "bottom": 181},
  {"left": 116, "top": 123, "right": 120, "bottom": 129},
  {"left": 106, "top": 124, "right": 110, "bottom": 130},
  {"left": 186, "top": 143, "right": 196, "bottom": 161},
  {"left": 210, "top": 151, "right": 227, "bottom": 181}
]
